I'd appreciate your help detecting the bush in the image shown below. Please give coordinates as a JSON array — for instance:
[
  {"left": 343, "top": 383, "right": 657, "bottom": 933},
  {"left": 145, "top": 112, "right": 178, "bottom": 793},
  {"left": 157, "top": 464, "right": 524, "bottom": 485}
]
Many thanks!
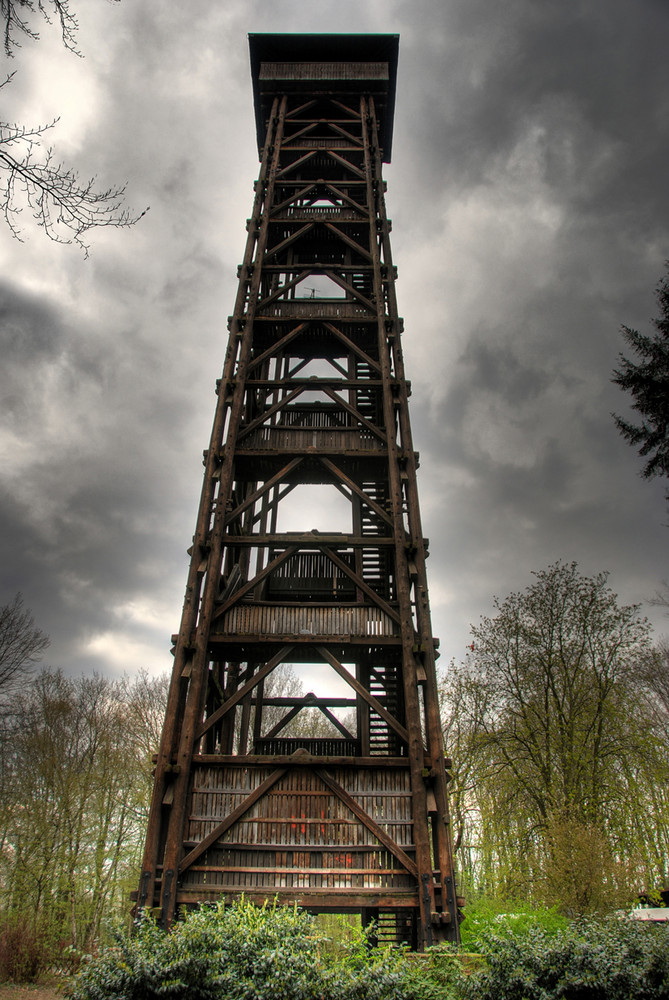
[
  {"left": 464, "top": 916, "right": 669, "bottom": 1000},
  {"left": 459, "top": 897, "right": 569, "bottom": 953},
  {"left": 67, "top": 898, "right": 410, "bottom": 1000},
  {"left": 399, "top": 945, "right": 465, "bottom": 1000},
  {"left": 0, "top": 915, "right": 55, "bottom": 982}
]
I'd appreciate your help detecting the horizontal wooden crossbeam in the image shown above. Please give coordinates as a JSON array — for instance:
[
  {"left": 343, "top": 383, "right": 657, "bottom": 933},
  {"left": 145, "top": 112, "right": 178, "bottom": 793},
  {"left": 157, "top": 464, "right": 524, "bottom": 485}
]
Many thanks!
[{"left": 220, "top": 533, "right": 393, "bottom": 547}]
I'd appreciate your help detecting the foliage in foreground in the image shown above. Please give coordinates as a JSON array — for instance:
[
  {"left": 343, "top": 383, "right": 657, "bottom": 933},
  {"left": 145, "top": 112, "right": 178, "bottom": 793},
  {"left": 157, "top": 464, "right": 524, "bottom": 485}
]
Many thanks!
[
  {"left": 459, "top": 897, "right": 569, "bottom": 953},
  {"left": 66, "top": 900, "right": 669, "bottom": 1000},
  {"left": 463, "top": 917, "right": 669, "bottom": 1000},
  {"left": 67, "top": 899, "right": 410, "bottom": 1000}
]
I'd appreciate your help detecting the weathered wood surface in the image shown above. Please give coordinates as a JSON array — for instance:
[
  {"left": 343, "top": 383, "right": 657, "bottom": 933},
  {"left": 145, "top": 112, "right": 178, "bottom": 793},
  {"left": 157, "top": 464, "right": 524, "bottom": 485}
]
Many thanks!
[
  {"left": 222, "top": 603, "right": 397, "bottom": 638},
  {"left": 179, "top": 764, "right": 415, "bottom": 892},
  {"left": 138, "top": 34, "right": 459, "bottom": 949}
]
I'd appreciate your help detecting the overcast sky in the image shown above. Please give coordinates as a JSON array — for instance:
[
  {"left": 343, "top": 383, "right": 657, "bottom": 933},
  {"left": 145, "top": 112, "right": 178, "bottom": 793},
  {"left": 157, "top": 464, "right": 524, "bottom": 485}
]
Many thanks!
[{"left": 1, "top": 0, "right": 668, "bottom": 685}]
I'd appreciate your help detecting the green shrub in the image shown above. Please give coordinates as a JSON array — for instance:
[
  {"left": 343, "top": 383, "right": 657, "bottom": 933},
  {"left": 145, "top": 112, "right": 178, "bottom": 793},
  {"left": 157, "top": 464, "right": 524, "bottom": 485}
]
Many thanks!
[
  {"left": 459, "top": 897, "right": 569, "bottom": 953},
  {"left": 464, "top": 916, "right": 669, "bottom": 1000},
  {"left": 398, "top": 945, "right": 466, "bottom": 1000},
  {"left": 67, "top": 898, "right": 410, "bottom": 1000}
]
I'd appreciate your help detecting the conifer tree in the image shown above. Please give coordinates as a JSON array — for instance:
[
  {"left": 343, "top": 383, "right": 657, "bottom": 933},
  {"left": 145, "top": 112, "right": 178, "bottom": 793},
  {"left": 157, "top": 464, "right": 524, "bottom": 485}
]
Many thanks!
[{"left": 613, "top": 264, "right": 669, "bottom": 486}]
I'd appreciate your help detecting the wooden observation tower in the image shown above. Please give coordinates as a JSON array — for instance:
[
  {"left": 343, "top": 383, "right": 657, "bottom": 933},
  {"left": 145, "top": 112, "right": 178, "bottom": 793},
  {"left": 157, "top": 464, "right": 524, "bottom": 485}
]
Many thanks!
[{"left": 137, "top": 33, "right": 460, "bottom": 949}]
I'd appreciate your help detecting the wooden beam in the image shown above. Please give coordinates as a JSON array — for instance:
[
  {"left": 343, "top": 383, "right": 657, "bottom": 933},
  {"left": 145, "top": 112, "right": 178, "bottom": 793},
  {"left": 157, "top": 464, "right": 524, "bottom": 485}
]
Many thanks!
[
  {"left": 247, "top": 323, "right": 309, "bottom": 374},
  {"left": 321, "top": 321, "right": 381, "bottom": 373},
  {"left": 221, "top": 533, "right": 394, "bottom": 547},
  {"left": 331, "top": 99, "right": 362, "bottom": 119},
  {"left": 192, "top": 755, "right": 413, "bottom": 768},
  {"left": 224, "top": 458, "right": 304, "bottom": 524},
  {"left": 264, "top": 223, "right": 315, "bottom": 261},
  {"left": 176, "top": 889, "right": 420, "bottom": 909},
  {"left": 282, "top": 121, "right": 319, "bottom": 144},
  {"left": 314, "top": 767, "right": 417, "bottom": 877},
  {"left": 256, "top": 269, "right": 312, "bottom": 311},
  {"left": 323, "top": 269, "right": 377, "bottom": 312},
  {"left": 320, "top": 387, "right": 387, "bottom": 443},
  {"left": 262, "top": 704, "right": 304, "bottom": 739},
  {"left": 251, "top": 697, "right": 356, "bottom": 707},
  {"left": 236, "top": 386, "right": 304, "bottom": 441},
  {"left": 315, "top": 645, "right": 409, "bottom": 744},
  {"left": 270, "top": 183, "right": 318, "bottom": 216},
  {"left": 318, "top": 459, "right": 393, "bottom": 526},
  {"left": 285, "top": 99, "right": 319, "bottom": 119},
  {"left": 324, "top": 182, "right": 369, "bottom": 216},
  {"left": 212, "top": 547, "right": 298, "bottom": 619},
  {"left": 318, "top": 546, "right": 400, "bottom": 624},
  {"left": 243, "top": 378, "right": 383, "bottom": 388},
  {"left": 275, "top": 149, "right": 318, "bottom": 179},
  {"left": 327, "top": 150, "right": 366, "bottom": 180},
  {"left": 329, "top": 122, "right": 364, "bottom": 146},
  {"left": 324, "top": 222, "right": 372, "bottom": 262},
  {"left": 318, "top": 705, "right": 355, "bottom": 739},
  {"left": 196, "top": 646, "right": 295, "bottom": 738}
]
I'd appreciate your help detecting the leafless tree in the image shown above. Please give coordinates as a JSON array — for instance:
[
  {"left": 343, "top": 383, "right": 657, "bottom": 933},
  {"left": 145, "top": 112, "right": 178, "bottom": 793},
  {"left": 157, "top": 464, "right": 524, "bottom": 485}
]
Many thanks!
[{"left": 0, "top": 592, "right": 49, "bottom": 695}]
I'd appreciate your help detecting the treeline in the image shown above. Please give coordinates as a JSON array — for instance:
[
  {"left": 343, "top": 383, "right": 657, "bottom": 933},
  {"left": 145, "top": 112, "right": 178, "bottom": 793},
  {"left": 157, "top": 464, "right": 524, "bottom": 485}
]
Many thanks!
[
  {"left": 442, "top": 561, "right": 669, "bottom": 915},
  {"left": 0, "top": 652, "right": 167, "bottom": 951},
  {"left": 2, "top": 564, "right": 669, "bottom": 960}
]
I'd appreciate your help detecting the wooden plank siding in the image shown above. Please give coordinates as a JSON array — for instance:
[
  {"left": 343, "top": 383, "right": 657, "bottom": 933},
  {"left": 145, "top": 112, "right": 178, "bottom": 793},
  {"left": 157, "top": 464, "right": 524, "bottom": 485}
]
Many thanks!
[
  {"left": 260, "top": 62, "right": 390, "bottom": 82},
  {"left": 179, "top": 764, "right": 415, "bottom": 893},
  {"left": 220, "top": 604, "right": 399, "bottom": 638}
]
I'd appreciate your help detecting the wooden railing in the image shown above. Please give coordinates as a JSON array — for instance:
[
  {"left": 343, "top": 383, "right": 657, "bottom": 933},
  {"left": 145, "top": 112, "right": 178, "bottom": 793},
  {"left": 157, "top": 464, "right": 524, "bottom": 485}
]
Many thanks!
[
  {"left": 256, "top": 300, "right": 372, "bottom": 318},
  {"left": 239, "top": 425, "right": 380, "bottom": 451},
  {"left": 254, "top": 737, "right": 360, "bottom": 756},
  {"left": 219, "top": 603, "right": 399, "bottom": 637}
]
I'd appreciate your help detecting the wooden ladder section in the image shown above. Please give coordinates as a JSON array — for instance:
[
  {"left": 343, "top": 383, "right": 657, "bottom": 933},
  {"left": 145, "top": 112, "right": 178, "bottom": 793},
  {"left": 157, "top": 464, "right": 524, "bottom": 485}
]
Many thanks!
[{"left": 135, "top": 33, "right": 461, "bottom": 949}]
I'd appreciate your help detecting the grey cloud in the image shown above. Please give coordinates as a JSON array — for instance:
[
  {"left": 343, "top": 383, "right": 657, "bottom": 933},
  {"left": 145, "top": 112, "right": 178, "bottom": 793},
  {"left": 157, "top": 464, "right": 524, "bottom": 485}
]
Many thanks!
[{"left": 1, "top": 0, "right": 668, "bottom": 685}]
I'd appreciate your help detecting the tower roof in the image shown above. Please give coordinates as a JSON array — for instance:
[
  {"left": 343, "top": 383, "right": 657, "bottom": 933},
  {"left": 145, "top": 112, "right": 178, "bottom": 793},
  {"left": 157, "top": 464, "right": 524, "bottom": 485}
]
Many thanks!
[{"left": 248, "top": 33, "right": 399, "bottom": 162}]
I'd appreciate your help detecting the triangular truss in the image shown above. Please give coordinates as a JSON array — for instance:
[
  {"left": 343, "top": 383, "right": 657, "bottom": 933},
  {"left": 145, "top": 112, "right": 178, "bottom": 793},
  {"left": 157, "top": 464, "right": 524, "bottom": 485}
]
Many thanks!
[{"left": 136, "top": 35, "right": 460, "bottom": 949}]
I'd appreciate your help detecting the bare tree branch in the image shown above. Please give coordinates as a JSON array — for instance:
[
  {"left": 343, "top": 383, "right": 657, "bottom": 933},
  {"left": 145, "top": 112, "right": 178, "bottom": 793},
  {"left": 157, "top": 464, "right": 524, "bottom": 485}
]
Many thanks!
[
  {"left": 0, "top": 118, "right": 148, "bottom": 253},
  {"left": 1, "top": 0, "right": 106, "bottom": 57},
  {"left": 0, "top": 592, "right": 49, "bottom": 694},
  {"left": 0, "top": 7, "right": 146, "bottom": 253}
]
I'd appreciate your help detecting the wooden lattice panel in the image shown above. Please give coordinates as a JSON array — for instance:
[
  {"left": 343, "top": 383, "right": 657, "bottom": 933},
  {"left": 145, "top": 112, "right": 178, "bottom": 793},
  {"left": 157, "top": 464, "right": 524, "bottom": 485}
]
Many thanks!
[{"left": 180, "top": 765, "right": 415, "bottom": 894}]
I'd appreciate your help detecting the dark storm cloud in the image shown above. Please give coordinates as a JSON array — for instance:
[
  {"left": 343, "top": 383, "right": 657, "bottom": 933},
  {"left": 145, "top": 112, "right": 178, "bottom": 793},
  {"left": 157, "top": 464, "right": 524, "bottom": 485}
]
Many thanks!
[
  {"left": 396, "top": 0, "right": 669, "bottom": 186},
  {"left": 0, "top": 259, "right": 214, "bottom": 674},
  {"left": 390, "top": 0, "right": 669, "bottom": 632},
  {"left": 0, "top": 0, "right": 667, "bottom": 680}
]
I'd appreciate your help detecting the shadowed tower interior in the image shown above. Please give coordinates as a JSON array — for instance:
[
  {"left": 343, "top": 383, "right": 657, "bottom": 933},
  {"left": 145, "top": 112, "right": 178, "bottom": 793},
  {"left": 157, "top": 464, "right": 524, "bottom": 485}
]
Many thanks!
[{"left": 136, "top": 33, "right": 461, "bottom": 949}]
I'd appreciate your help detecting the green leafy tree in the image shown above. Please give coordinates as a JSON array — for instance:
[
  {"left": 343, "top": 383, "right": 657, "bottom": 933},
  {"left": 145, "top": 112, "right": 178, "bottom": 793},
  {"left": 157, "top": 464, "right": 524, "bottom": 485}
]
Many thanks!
[
  {"left": 613, "top": 263, "right": 669, "bottom": 489},
  {"left": 0, "top": 668, "right": 167, "bottom": 949},
  {"left": 441, "top": 562, "right": 669, "bottom": 913}
]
